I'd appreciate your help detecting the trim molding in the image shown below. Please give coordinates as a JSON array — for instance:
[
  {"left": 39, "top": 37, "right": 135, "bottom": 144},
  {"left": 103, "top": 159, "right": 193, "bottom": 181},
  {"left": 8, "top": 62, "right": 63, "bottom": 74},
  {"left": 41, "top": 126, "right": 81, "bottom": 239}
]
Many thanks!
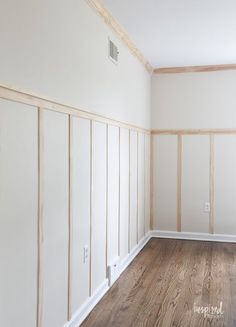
[
  {"left": 152, "top": 129, "right": 236, "bottom": 135},
  {"left": 150, "top": 230, "right": 236, "bottom": 243},
  {"left": 0, "top": 84, "right": 150, "bottom": 134},
  {"left": 154, "top": 64, "right": 236, "bottom": 74},
  {"left": 85, "top": 0, "right": 153, "bottom": 73},
  {"left": 65, "top": 232, "right": 150, "bottom": 327},
  {"left": 64, "top": 279, "right": 109, "bottom": 327},
  {"left": 119, "top": 233, "right": 151, "bottom": 275}
]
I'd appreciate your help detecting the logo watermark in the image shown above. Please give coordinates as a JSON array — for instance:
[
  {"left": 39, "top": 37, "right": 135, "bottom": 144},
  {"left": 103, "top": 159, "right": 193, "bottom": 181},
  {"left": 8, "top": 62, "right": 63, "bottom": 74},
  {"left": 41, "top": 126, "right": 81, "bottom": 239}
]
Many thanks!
[{"left": 193, "top": 302, "right": 224, "bottom": 318}]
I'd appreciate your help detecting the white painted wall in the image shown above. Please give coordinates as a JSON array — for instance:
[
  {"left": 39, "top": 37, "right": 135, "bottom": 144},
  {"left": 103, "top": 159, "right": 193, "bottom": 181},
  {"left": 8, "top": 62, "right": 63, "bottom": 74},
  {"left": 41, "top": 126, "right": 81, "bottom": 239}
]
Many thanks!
[
  {"left": 91, "top": 121, "right": 107, "bottom": 294},
  {"left": 70, "top": 117, "right": 91, "bottom": 314},
  {"left": 130, "top": 131, "right": 138, "bottom": 249},
  {"left": 153, "top": 135, "right": 177, "bottom": 231},
  {"left": 120, "top": 128, "right": 130, "bottom": 259},
  {"left": 138, "top": 133, "right": 145, "bottom": 241},
  {"left": 152, "top": 71, "right": 236, "bottom": 129},
  {"left": 107, "top": 125, "right": 119, "bottom": 265},
  {"left": 152, "top": 72, "right": 236, "bottom": 237},
  {"left": 0, "top": 0, "right": 150, "bottom": 129},
  {"left": 0, "top": 1, "right": 151, "bottom": 326},
  {"left": 182, "top": 136, "right": 210, "bottom": 233},
  {"left": 0, "top": 100, "right": 150, "bottom": 327},
  {"left": 215, "top": 136, "right": 236, "bottom": 235},
  {"left": 0, "top": 100, "right": 38, "bottom": 327},
  {"left": 41, "top": 110, "right": 69, "bottom": 327}
]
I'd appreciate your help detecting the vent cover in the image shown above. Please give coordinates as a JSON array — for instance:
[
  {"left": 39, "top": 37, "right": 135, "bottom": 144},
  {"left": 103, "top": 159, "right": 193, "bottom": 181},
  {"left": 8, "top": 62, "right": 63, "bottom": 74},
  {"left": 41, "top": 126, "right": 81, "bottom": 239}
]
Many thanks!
[{"left": 109, "top": 39, "right": 119, "bottom": 64}]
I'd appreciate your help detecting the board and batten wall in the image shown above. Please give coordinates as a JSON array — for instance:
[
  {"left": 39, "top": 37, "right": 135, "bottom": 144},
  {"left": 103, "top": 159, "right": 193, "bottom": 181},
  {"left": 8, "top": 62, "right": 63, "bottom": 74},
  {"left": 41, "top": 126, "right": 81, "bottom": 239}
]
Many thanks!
[
  {"left": 151, "top": 72, "right": 236, "bottom": 237},
  {"left": 0, "top": 0, "right": 151, "bottom": 325},
  {"left": 0, "top": 92, "right": 150, "bottom": 327}
]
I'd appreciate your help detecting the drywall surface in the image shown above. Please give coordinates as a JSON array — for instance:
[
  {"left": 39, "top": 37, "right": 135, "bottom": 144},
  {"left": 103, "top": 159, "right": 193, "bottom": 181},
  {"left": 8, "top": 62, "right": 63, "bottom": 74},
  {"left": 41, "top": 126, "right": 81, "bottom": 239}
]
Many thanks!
[
  {"left": 0, "top": 0, "right": 150, "bottom": 128},
  {"left": 152, "top": 71, "right": 236, "bottom": 129}
]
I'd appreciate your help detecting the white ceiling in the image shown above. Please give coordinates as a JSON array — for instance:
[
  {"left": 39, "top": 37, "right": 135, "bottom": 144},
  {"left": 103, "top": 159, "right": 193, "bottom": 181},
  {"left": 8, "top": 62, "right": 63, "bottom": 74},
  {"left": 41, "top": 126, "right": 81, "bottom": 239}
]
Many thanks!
[{"left": 100, "top": 0, "right": 236, "bottom": 68}]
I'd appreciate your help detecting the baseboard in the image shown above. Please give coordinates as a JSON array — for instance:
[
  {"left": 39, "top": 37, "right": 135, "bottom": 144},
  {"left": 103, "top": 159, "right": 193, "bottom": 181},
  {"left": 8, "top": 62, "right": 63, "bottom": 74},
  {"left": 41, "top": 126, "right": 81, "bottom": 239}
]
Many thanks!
[
  {"left": 65, "top": 279, "right": 109, "bottom": 327},
  {"left": 150, "top": 230, "right": 236, "bottom": 243},
  {"left": 65, "top": 232, "right": 151, "bottom": 327},
  {"left": 119, "top": 233, "right": 151, "bottom": 275}
]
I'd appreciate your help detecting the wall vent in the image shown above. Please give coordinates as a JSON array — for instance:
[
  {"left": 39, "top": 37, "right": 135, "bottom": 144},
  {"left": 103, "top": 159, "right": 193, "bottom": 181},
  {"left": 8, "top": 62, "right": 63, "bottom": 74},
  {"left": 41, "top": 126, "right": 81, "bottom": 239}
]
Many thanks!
[{"left": 109, "top": 39, "right": 119, "bottom": 64}]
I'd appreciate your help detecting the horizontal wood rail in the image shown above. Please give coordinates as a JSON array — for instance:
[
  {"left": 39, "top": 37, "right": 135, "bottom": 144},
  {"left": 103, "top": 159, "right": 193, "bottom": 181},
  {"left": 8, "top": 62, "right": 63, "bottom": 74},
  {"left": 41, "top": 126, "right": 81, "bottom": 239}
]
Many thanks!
[
  {"left": 0, "top": 84, "right": 150, "bottom": 134},
  {"left": 152, "top": 129, "right": 236, "bottom": 135},
  {"left": 154, "top": 64, "right": 236, "bottom": 74}
]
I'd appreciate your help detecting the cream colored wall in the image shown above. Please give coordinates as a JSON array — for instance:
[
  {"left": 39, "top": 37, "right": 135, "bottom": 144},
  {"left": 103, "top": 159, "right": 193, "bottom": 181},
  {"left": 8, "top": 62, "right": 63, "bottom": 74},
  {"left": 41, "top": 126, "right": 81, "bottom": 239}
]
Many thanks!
[
  {"left": 0, "top": 1, "right": 151, "bottom": 324},
  {"left": 151, "top": 72, "right": 236, "bottom": 236},
  {"left": 0, "top": 100, "right": 38, "bottom": 327},
  {"left": 153, "top": 135, "right": 177, "bottom": 231},
  {"left": 0, "top": 97, "right": 150, "bottom": 327},
  {"left": 152, "top": 71, "right": 236, "bottom": 129},
  {"left": 0, "top": 0, "right": 150, "bottom": 129}
]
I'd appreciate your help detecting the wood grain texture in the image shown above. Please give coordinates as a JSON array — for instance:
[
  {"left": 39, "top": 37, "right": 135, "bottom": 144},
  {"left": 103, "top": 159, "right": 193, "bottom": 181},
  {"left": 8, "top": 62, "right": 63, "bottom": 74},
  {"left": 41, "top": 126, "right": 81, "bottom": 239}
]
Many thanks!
[
  {"left": 154, "top": 64, "right": 236, "bottom": 74},
  {"left": 85, "top": 0, "right": 153, "bottom": 73},
  {"left": 152, "top": 129, "right": 236, "bottom": 135},
  {"left": 81, "top": 238, "right": 236, "bottom": 327}
]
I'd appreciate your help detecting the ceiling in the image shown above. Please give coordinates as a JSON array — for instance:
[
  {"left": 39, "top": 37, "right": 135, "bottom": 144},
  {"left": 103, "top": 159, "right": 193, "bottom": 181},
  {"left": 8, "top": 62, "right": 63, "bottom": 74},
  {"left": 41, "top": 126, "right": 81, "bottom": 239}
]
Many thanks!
[{"left": 100, "top": 0, "right": 236, "bottom": 68}]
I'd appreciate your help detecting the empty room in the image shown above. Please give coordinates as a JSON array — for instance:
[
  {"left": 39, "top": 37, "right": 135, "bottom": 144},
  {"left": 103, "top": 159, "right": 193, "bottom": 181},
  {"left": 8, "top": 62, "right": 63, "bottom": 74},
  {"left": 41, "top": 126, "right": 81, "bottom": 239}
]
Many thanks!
[{"left": 1, "top": 0, "right": 236, "bottom": 326}]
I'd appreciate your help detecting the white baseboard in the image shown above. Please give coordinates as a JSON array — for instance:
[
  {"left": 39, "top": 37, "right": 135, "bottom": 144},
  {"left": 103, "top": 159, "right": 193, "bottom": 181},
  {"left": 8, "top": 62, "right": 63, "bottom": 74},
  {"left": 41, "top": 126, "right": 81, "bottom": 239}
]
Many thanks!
[
  {"left": 65, "top": 279, "right": 109, "bottom": 327},
  {"left": 150, "top": 230, "right": 236, "bottom": 243},
  {"left": 65, "top": 232, "right": 151, "bottom": 327},
  {"left": 119, "top": 233, "right": 151, "bottom": 275}
]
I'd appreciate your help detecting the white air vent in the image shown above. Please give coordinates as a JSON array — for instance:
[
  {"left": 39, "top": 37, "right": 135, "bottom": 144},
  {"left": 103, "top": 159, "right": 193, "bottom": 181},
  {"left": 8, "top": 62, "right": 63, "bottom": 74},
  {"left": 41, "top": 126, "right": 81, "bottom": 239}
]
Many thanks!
[
  {"left": 107, "top": 257, "right": 120, "bottom": 286},
  {"left": 109, "top": 39, "right": 119, "bottom": 64}
]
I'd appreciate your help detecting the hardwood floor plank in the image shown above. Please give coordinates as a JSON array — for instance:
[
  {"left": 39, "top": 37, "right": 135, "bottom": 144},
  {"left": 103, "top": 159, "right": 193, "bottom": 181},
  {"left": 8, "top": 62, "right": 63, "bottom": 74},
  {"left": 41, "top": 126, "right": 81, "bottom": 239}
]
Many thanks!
[{"left": 81, "top": 239, "right": 236, "bottom": 327}]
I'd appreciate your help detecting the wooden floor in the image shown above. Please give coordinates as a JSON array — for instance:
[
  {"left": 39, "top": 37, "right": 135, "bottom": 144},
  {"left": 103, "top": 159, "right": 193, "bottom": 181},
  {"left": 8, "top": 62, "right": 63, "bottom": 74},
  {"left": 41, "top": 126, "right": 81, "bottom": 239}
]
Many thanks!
[{"left": 81, "top": 238, "right": 236, "bottom": 327}]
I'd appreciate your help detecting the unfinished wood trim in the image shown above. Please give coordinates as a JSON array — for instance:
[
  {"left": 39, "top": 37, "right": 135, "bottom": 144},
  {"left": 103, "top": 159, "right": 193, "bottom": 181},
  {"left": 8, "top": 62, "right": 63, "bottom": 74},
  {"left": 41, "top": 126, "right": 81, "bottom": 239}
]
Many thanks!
[
  {"left": 154, "top": 64, "right": 236, "bottom": 74},
  {"left": 0, "top": 84, "right": 150, "bottom": 134},
  {"left": 128, "top": 129, "right": 131, "bottom": 253},
  {"left": 150, "top": 135, "right": 154, "bottom": 230},
  {"left": 89, "top": 120, "right": 93, "bottom": 296},
  {"left": 118, "top": 128, "right": 121, "bottom": 257},
  {"left": 209, "top": 135, "right": 215, "bottom": 234},
  {"left": 177, "top": 135, "right": 182, "bottom": 232},
  {"left": 85, "top": 0, "right": 153, "bottom": 73},
  {"left": 136, "top": 132, "right": 139, "bottom": 244},
  {"left": 152, "top": 129, "right": 236, "bottom": 135},
  {"left": 67, "top": 115, "right": 72, "bottom": 320},
  {"left": 37, "top": 108, "right": 43, "bottom": 327},
  {"left": 143, "top": 133, "right": 146, "bottom": 236},
  {"left": 105, "top": 124, "right": 108, "bottom": 271}
]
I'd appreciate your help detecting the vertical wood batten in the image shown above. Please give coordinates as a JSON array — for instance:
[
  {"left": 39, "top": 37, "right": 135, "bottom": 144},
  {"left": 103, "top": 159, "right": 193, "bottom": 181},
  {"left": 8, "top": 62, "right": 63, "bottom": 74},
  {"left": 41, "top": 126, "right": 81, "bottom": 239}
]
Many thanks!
[
  {"left": 118, "top": 128, "right": 121, "bottom": 257},
  {"left": 37, "top": 108, "right": 43, "bottom": 327},
  {"left": 106, "top": 124, "right": 108, "bottom": 271},
  {"left": 128, "top": 129, "right": 131, "bottom": 252},
  {"left": 210, "top": 135, "right": 215, "bottom": 234},
  {"left": 67, "top": 115, "right": 72, "bottom": 320},
  {"left": 150, "top": 135, "right": 154, "bottom": 230},
  {"left": 143, "top": 133, "right": 146, "bottom": 236},
  {"left": 136, "top": 133, "right": 139, "bottom": 243},
  {"left": 177, "top": 135, "right": 182, "bottom": 232},
  {"left": 89, "top": 120, "right": 93, "bottom": 296}
]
